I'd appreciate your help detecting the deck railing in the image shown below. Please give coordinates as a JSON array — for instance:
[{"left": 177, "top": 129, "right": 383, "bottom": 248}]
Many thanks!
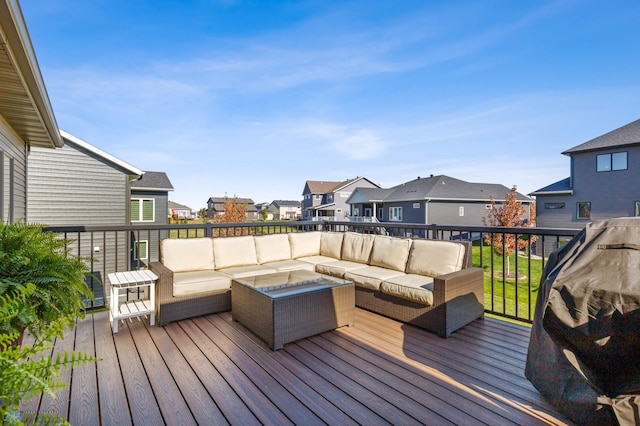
[{"left": 45, "top": 220, "right": 579, "bottom": 323}]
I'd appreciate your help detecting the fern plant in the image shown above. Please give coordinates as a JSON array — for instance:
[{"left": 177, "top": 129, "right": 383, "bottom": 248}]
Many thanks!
[
  {"left": 0, "top": 222, "right": 94, "bottom": 338},
  {"left": 0, "top": 222, "right": 98, "bottom": 424}
]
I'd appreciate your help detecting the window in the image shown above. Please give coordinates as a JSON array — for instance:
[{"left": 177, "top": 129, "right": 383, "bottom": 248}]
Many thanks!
[
  {"left": 459, "top": 206, "right": 464, "bottom": 216},
  {"left": 577, "top": 202, "right": 591, "bottom": 219},
  {"left": 389, "top": 206, "right": 403, "bottom": 221},
  {"left": 413, "top": 203, "right": 420, "bottom": 209},
  {"left": 314, "top": 194, "right": 321, "bottom": 200},
  {"left": 0, "top": 152, "right": 14, "bottom": 223},
  {"left": 340, "top": 192, "right": 351, "bottom": 198},
  {"left": 131, "top": 198, "right": 155, "bottom": 222},
  {"left": 597, "top": 152, "right": 627, "bottom": 172},
  {"left": 327, "top": 194, "right": 334, "bottom": 203},
  {"left": 377, "top": 208, "right": 383, "bottom": 220},
  {"left": 134, "top": 240, "right": 148, "bottom": 260},
  {"left": 635, "top": 201, "right": 640, "bottom": 216},
  {"left": 545, "top": 202, "right": 565, "bottom": 209}
]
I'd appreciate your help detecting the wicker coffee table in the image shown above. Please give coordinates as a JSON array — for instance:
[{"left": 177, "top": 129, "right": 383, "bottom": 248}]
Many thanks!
[{"left": 231, "top": 270, "right": 355, "bottom": 350}]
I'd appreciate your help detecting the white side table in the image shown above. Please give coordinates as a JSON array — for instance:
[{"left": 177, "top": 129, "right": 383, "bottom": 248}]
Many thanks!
[{"left": 108, "top": 270, "right": 157, "bottom": 333}]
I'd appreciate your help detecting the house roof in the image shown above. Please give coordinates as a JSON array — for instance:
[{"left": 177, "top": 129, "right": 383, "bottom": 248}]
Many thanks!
[
  {"left": 529, "top": 177, "right": 573, "bottom": 196},
  {"left": 304, "top": 176, "right": 379, "bottom": 195},
  {"left": 347, "top": 187, "right": 392, "bottom": 204},
  {"left": 60, "top": 129, "right": 143, "bottom": 177},
  {"left": 0, "top": 0, "right": 63, "bottom": 148},
  {"left": 562, "top": 118, "right": 640, "bottom": 155},
  {"left": 207, "top": 197, "right": 258, "bottom": 212},
  {"left": 385, "top": 175, "right": 531, "bottom": 203},
  {"left": 168, "top": 201, "right": 192, "bottom": 210},
  {"left": 131, "top": 171, "right": 174, "bottom": 192},
  {"left": 272, "top": 200, "right": 301, "bottom": 208}
]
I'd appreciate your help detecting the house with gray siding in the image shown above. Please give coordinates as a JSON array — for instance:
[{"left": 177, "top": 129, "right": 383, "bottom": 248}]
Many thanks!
[
  {"left": 348, "top": 175, "right": 533, "bottom": 236},
  {"left": 130, "top": 171, "right": 174, "bottom": 268},
  {"left": 169, "top": 201, "right": 196, "bottom": 220},
  {"left": 269, "top": 200, "right": 301, "bottom": 220},
  {"left": 531, "top": 118, "right": 640, "bottom": 230},
  {"left": 302, "top": 177, "right": 380, "bottom": 221},
  {"left": 0, "top": 0, "right": 63, "bottom": 223},
  {"left": 206, "top": 196, "right": 258, "bottom": 220}
]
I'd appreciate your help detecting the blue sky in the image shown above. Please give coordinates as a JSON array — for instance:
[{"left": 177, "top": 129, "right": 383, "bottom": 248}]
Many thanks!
[{"left": 21, "top": 0, "right": 640, "bottom": 211}]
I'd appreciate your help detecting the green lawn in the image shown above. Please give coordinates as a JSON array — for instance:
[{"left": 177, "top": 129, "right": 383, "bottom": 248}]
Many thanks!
[{"left": 472, "top": 243, "right": 544, "bottom": 321}]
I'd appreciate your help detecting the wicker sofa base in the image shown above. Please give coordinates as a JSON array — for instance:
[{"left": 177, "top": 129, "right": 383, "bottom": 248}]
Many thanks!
[
  {"left": 149, "top": 261, "right": 232, "bottom": 326},
  {"left": 232, "top": 279, "right": 355, "bottom": 350},
  {"left": 356, "top": 285, "right": 484, "bottom": 338}
]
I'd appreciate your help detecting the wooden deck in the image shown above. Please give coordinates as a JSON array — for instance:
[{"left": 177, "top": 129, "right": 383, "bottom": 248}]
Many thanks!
[{"left": 21, "top": 309, "right": 573, "bottom": 425}]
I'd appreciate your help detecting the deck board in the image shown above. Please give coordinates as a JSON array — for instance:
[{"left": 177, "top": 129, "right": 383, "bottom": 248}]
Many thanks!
[{"left": 24, "top": 308, "right": 574, "bottom": 425}]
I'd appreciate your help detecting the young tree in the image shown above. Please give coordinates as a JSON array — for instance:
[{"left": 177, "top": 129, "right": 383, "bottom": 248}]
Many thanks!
[
  {"left": 213, "top": 197, "right": 248, "bottom": 235},
  {"left": 198, "top": 208, "right": 207, "bottom": 223},
  {"left": 483, "top": 186, "right": 537, "bottom": 276}
]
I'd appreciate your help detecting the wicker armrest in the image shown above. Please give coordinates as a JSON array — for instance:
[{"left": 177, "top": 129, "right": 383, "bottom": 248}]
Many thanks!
[
  {"left": 148, "top": 261, "right": 174, "bottom": 306},
  {"left": 433, "top": 267, "right": 484, "bottom": 306}
]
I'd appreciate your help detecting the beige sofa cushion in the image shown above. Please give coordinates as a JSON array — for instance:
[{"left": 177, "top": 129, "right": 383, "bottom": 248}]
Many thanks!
[
  {"left": 320, "top": 232, "right": 344, "bottom": 259},
  {"left": 161, "top": 238, "right": 214, "bottom": 272},
  {"left": 344, "top": 266, "right": 405, "bottom": 291},
  {"left": 316, "top": 260, "right": 367, "bottom": 278},
  {"left": 262, "top": 259, "right": 315, "bottom": 272},
  {"left": 213, "top": 236, "right": 258, "bottom": 269},
  {"left": 369, "top": 236, "right": 412, "bottom": 272},
  {"left": 296, "top": 255, "right": 340, "bottom": 266},
  {"left": 173, "top": 270, "right": 231, "bottom": 296},
  {"left": 380, "top": 274, "right": 435, "bottom": 306},
  {"left": 289, "top": 231, "right": 322, "bottom": 258},
  {"left": 254, "top": 234, "right": 291, "bottom": 264},
  {"left": 406, "top": 239, "right": 466, "bottom": 277},
  {"left": 217, "top": 265, "right": 277, "bottom": 279},
  {"left": 341, "top": 232, "right": 375, "bottom": 263}
]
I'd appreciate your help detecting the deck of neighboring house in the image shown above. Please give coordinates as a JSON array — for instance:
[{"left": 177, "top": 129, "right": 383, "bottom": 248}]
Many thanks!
[{"left": 22, "top": 309, "right": 573, "bottom": 425}]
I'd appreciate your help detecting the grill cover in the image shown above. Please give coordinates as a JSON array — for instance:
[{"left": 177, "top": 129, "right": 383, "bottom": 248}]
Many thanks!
[{"left": 526, "top": 218, "right": 640, "bottom": 425}]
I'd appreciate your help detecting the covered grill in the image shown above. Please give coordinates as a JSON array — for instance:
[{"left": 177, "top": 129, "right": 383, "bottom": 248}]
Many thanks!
[{"left": 526, "top": 218, "right": 640, "bottom": 425}]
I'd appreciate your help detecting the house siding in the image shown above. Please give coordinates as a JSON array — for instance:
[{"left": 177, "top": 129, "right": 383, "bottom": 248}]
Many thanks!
[
  {"left": 0, "top": 117, "right": 27, "bottom": 222},
  {"left": 28, "top": 144, "right": 129, "bottom": 226}
]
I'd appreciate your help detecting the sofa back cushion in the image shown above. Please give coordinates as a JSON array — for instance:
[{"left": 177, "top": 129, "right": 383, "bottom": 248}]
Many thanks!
[
  {"left": 254, "top": 234, "right": 291, "bottom": 264},
  {"left": 289, "top": 231, "right": 322, "bottom": 258},
  {"left": 320, "top": 232, "right": 344, "bottom": 259},
  {"left": 369, "top": 235, "right": 412, "bottom": 272},
  {"left": 213, "top": 235, "right": 258, "bottom": 269},
  {"left": 406, "top": 239, "right": 466, "bottom": 277},
  {"left": 341, "top": 232, "right": 375, "bottom": 263},
  {"left": 161, "top": 237, "right": 214, "bottom": 272}
]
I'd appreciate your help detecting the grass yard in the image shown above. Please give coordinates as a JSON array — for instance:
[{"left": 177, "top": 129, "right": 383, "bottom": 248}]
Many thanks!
[{"left": 472, "top": 242, "right": 545, "bottom": 321}]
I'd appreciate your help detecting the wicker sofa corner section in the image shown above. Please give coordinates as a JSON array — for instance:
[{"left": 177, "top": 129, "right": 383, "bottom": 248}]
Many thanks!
[{"left": 151, "top": 233, "right": 484, "bottom": 337}]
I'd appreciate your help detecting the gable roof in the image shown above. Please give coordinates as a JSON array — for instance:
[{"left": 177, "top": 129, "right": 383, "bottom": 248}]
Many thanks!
[
  {"left": 131, "top": 171, "right": 174, "bottom": 192},
  {"left": 168, "top": 201, "right": 192, "bottom": 210},
  {"left": 529, "top": 177, "right": 573, "bottom": 196},
  {"left": 207, "top": 197, "right": 258, "bottom": 212},
  {"left": 562, "top": 118, "right": 640, "bottom": 155},
  {"left": 0, "top": 0, "right": 62, "bottom": 148},
  {"left": 304, "top": 176, "right": 380, "bottom": 194},
  {"left": 60, "top": 129, "right": 143, "bottom": 177},
  {"left": 272, "top": 200, "right": 301, "bottom": 208}
]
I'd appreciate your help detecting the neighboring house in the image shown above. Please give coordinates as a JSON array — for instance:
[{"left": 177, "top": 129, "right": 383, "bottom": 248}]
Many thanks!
[
  {"left": 0, "top": 0, "right": 64, "bottom": 223},
  {"left": 270, "top": 200, "right": 301, "bottom": 220},
  {"left": 302, "top": 177, "right": 380, "bottom": 221},
  {"left": 347, "top": 175, "right": 533, "bottom": 234},
  {"left": 531, "top": 118, "right": 640, "bottom": 229},
  {"left": 169, "top": 201, "right": 196, "bottom": 220},
  {"left": 206, "top": 196, "right": 258, "bottom": 221},
  {"left": 254, "top": 202, "right": 274, "bottom": 220}
]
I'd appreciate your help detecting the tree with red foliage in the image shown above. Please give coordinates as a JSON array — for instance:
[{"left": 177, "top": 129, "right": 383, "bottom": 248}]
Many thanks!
[
  {"left": 483, "top": 186, "right": 537, "bottom": 276},
  {"left": 213, "top": 196, "right": 248, "bottom": 236}
]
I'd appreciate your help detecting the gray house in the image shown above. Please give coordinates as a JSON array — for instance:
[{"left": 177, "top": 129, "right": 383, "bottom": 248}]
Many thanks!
[
  {"left": 348, "top": 175, "right": 533, "bottom": 233},
  {"left": 531, "top": 118, "right": 640, "bottom": 229},
  {"left": 0, "top": 0, "right": 64, "bottom": 223},
  {"left": 302, "top": 176, "right": 380, "bottom": 221},
  {"left": 130, "top": 171, "right": 174, "bottom": 225},
  {"left": 270, "top": 200, "right": 301, "bottom": 220},
  {"left": 169, "top": 201, "right": 196, "bottom": 220},
  {"left": 206, "top": 197, "right": 258, "bottom": 221}
]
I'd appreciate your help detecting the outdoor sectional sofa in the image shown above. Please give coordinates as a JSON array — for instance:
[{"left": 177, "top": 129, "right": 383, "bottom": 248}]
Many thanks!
[{"left": 148, "top": 231, "right": 485, "bottom": 337}]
